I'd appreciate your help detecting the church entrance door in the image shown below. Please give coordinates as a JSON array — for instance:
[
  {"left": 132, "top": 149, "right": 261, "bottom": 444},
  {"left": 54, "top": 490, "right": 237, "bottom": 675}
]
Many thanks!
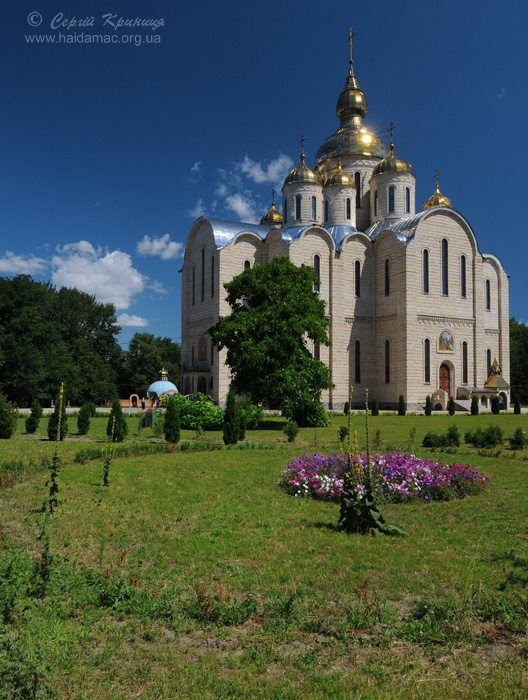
[{"left": 439, "top": 363, "right": 450, "bottom": 396}]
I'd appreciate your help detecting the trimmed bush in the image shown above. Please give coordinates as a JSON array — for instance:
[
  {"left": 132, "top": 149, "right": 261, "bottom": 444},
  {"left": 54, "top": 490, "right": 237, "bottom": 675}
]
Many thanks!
[
  {"left": 446, "top": 424, "right": 461, "bottom": 447},
  {"left": 509, "top": 427, "right": 526, "bottom": 450},
  {"left": 423, "top": 424, "right": 460, "bottom": 448},
  {"left": 471, "top": 395, "right": 479, "bottom": 415},
  {"left": 491, "top": 395, "right": 500, "bottom": 415},
  {"left": 164, "top": 395, "right": 180, "bottom": 444},
  {"left": 77, "top": 403, "right": 91, "bottom": 435},
  {"left": 448, "top": 396, "right": 456, "bottom": 415},
  {"left": 283, "top": 420, "right": 299, "bottom": 443},
  {"left": 107, "top": 399, "right": 128, "bottom": 443},
  {"left": 398, "top": 395, "right": 406, "bottom": 416},
  {"left": 424, "top": 395, "right": 432, "bottom": 416},
  {"left": 465, "top": 425, "right": 504, "bottom": 448},
  {"left": 223, "top": 388, "right": 239, "bottom": 445},
  {"left": 513, "top": 396, "right": 521, "bottom": 415},
  {"left": 372, "top": 397, "right": 380, "bottom": 416},
  {"left": 25, "top": 399, "right": 42, "bottom": 434},
  {"left": 0, "top": 393, "right": 18, "bottom": 439}
]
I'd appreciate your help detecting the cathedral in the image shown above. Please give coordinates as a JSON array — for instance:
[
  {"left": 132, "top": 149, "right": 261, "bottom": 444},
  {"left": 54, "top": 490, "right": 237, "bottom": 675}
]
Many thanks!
[{"left": 181, "top": 37, "right": 510, "bottom": 412}]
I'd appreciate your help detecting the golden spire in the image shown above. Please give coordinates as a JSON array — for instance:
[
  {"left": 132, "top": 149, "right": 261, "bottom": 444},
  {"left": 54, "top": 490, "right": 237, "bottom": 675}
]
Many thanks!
[
  {"left": 388, "top": 121, "right": 396, "bottom": 151},
  {"left": 422, "top": 170, "right": 453, "bottom": 210},
  {"left": 345, "top": 27, "right": 358, "bottom": 75},
  {"left": 260, "top": 188, "right": 283, "bottom": 225}
]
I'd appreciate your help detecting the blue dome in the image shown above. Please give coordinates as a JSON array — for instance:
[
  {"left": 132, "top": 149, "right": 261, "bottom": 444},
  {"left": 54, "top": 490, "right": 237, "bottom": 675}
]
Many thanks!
[{"left": 147, "top": 380, "right": 178, "bottom": 397}]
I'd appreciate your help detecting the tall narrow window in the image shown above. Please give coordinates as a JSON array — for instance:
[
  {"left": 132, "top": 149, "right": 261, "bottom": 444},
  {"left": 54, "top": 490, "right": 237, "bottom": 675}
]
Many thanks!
[
  {"left": 314, "top": 343, "right": 320, "bottom": 360},
  {"left": 405, "top": 187, "right": 410, "bottom": 213},
  {"left": 311, "top": 196, "right": 316, "bottom": 220},
  {"left": 324, "top": 200, "right": 328, "bottom": 222},
  {"left": 374, "top": 190, "right": 378, "bottom": 216},
  {"left": 388, "top": 186, "right": 395, "bottom": 213},
  {"left": 192, "top": 266, "right": 195, "bottom": 306},
  {"left": 244, "top": 260, "right": 251, "bottom": 270},
  {"left": 346, "top": 197, "right": 351, "bottom": 220},
  {"left": 385, "top": 340, "right": 390, "bottom": 384},
  {"left": 461, "top": 255, "right": 467, "bottom": 298},
  {"left": 191, "top": 346, "right": 194, "bottom": 367},
  {"left": 485, "top": 279, "right": 491, "bottom": 310},
  {"left": 424, "top": 338, "right": 430, "bottom": 383},
  {"left": 295, "top": 194, "right": 301, "bottom": 220},
  {"left": 384, "top": 259, "right": 390, "bottom": 296},
  {"left": 313, "top": 254, "right": 320, "bottom": 293},
  {"left": 284, "top": 199, "right": 288, "bottom": 224},
  {"left": 463, "top": 342, "right": 468, "bottom": 384},
  {"left": 442, "top": 238, "right": 449, "bottom": 296},
  {"left": 355, "top": 260, "right": 361, "bottom": 297},
  {"left": 211, "top": 256, "right": 215, "bottom": 298},
  {"left": 201, "top": 248, "right": 205, "bottom": 302},
  {"left": 487, "top": 349, "right": 491, "bottom": 376},
  {"left": 211, "top": 341, "right": 214, "bottom": 365},
  {"left": 355, "top": 172, "right": 361, "bottom": 207},
  {"left": 355, "top": 340, "right": 361, "bottom": 384},
  {"left": 423, "top": 249, "right": 429, "bottom": 294}
]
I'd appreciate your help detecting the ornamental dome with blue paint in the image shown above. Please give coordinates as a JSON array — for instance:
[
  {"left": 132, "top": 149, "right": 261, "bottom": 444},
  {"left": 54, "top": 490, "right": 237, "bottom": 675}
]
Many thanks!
[{"left": 147, "top": 368, "right": 178, "bottom": 398}]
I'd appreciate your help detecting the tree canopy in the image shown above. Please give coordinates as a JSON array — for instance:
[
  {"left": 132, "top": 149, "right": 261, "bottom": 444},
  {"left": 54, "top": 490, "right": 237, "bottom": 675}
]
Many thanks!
[
  {"left": 120, "top": 333, "right": 181, "bottom": 397},
  {"left": 207, "top": 257, "right": 332, "bottom": 424},
  {"left": 510, "top": 317, "right": 528, "bottom": 404}
]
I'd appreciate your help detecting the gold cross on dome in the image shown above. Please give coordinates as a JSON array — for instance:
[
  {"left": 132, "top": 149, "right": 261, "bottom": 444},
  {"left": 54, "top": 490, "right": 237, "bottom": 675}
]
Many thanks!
[
  {"left": 271, "top": 189, "right": 275, "bottom": 204},
  {"left": 345, "top": 27, "right": 358, "bottom": 66},
  {"left": 434, "top": 170, "right": 440, "bottom": 187},
  {"left": 388, "top": 121, "right": 396, "bottom": 143},
  {"left": 300, "top": 133, "right": 306, "bottom": 155}
]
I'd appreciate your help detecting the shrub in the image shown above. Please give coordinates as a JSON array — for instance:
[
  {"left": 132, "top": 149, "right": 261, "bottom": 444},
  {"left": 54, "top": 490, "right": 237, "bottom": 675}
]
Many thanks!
[
  {"left": 0, "top": 393, "right": 18, "bottom": 439},
  {"left": 423, "top": 431, "right": 447, "bottom": 448},
  {"left": 171, "top": 393, "right": 224, "bottom": 432},
  {"left": 509, "top": 427, "right": 526, "bottom": 450},
  {"left": 471, "top": 395, "right": 479, "bottom": 415},
  {"left": 446, "top": 424, "right": 461, "bottom": 447},
  {"left": 238, "top": 405, "right": 246, "bottom": 441},
  {"left": 465, "top": 425, "right": 504, "bottom": 448},
  {"left": 398, "top": 395, "right": 406, "bottom": 416},
  {"left": 77, "top": 403, "right": 91, "bottom": 435},
  {"left": 47, "top": 388, "right": 68, "bottom": 441},
  {"left": 448, "top": 396, "right": 456, "bottom": 415},
  {"left": 292, "top": 399, "right": 329, "bottom": 428},
  {"left": 223, "top": 388, "right": 239, "bottom": 445},
  {"left": 283, "top": 420, "right": 299, "bottom": 443},
  {"left": 338, "top": 426, "right": 349, "bottom": 442},
  {"left": 513, "top": 396, "right": 521, "bottom": 415},
  {"left": 164, "top": 395, "right": 180, "bottom": 444},
  {"left": 424, "top": 395, "right": 432, "bottom": 416},
  {"left": 491, "top": 395, "right": 500, "bottom": 415},
  {"left": 343, "top": 401, "right": 350, "bottom": 415},
  {"left": 107, "top": 399, "right": 128, "bottom": 442},
  {"left": 372, "top": 397, "right": 380, "bottom": 416},
  {"left": 25, "top": 399, "right": 42, "bottom": 434},
  {"left": 238, "top": 394, "right": 263, "bottom": 430},
  {"left": 85, "top": 401, "right": 97, "bottom": 417}
]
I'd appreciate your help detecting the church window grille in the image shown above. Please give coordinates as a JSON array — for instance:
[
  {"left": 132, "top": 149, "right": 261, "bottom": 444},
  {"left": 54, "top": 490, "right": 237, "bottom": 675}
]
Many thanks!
[
  {"left": 201, "top": 248, "right": 205, "bottom": 302},
  {"left": 385, "top": 340, "right": 390, "bottom": 383},
  {"left": 485, "top": 279, "right": 491, "bottom": 310},
  {"left": 424, "top": 338, "right": 431, "bottom": 383},
  {"left": 314, "top": 343, "right": 320, "bottom": 360},
  {"left": 211, "top": 256, "right": 215, "bottom": 298},
  {"left": 388, "top": 186, "right": 395, "bottom": 213},
  {"left": 313, "top": 255, "right": 320, "bottom": 293},
  {"left": 244, "top": 260, "right": 251, "bottom": 270},
  {"left": 324, "top": 200, "right": 328, "bottom": 222},
  {"left": 295, "top": 194, "right": 301, "bottom": 220},
  {"left": 346, "top": 197, "right": 351, "bottom": 220},
  {"left": 463, "top": 342, "right": 468, "bottom": 384},
  {"left": 355, "top": 260, "right": 361, "bottom": 297},
  {"left": 311, "top": 196, "right": 316, "bottom": 220},
  {"left": 423, "top": 249, "right": 429, "bottom": 294},
  {"left": 461, "top": 255, "right": 467, "bottom": 298},
  {"left": 355, "top": 340, "right": 361, "bottom": 384},
  {"left": 487, "top": 349, "right": 491, "bottom": 376},
  {"left": 374, "top": 190, "right": 378, "bottom": 216},
  {"left": 405, "top": 187, "right": 410, "bottom": 213},
  {"left": 384, "top": 259, "right": 390, "bottom": 296},
  {"left": 442, "top": 239, "right": 449, "bottom": 296},
  {"left": 355, "top": 172, "right": 361, "bottom": 207}
]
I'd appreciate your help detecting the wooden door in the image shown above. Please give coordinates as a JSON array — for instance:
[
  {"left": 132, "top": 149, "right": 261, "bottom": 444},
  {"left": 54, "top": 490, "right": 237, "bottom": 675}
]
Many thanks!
[{"left": 439, "top": 363, "right": 450, "bottom": 395}]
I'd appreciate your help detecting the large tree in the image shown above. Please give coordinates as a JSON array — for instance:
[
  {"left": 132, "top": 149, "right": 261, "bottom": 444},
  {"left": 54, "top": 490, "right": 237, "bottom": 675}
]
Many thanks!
[
  {"left": 510, "top": 317, "right": 528, "bottom": 404},
  {"left": 207, "top": 256, "right": 332, "bottom": 425},
  {"left": 120, "top": 333, "right": 181, "bottom": 397}
]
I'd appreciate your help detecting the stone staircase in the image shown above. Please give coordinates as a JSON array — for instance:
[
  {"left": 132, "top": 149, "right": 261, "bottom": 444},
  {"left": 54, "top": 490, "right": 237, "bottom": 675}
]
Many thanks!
[{"left": 454, "top": 399, "right": 472, "bottom": 413}]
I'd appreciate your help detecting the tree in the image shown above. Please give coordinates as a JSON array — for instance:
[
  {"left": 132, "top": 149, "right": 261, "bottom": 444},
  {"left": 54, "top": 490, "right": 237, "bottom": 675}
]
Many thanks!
[
  {"left": 424, "top": 395, "right": 432, "bottom": 416},
  {"left": 471, "top": 395, "right": 479, "bottom": 415},
  {"left": 107, "top": 399, "right": 128, "bottom": 442},
  {"left": 121, "top": 333, "right": 181, "bottom": 397},
  {"left": 448, "top": 396, "right": 456, "bottom": 415},
  {"left": 207, "top": 257, "right": 332, "bottom": 426},
  {"left": 77, "top": 403, "right": 92, "bottom": 436},
  {"left": 510, "top": 318, "right": 528, "bottom": 405},
  {"left": 0, "top": 392, "right": 18, "bottom": 439},
  {"left": 223, "top": 388, "right": 240, "bottom": 445},
  {"left": 513, "top": 396, "right": 521, "bottom": 414},
  {"left": 25, "top": 399, "right": 43, "bottom": 434},
  {"left": 164, "top": 395, "right": 181, "bottom": 444},
  {"left": 398, "top": 395, "right": 406, "bottom": 416},
  {"left": 372, "top": 397, "right": 380, "bottom": 416},
  {"left": 491, "top": 395, "right": 500, "bottom": 415}
]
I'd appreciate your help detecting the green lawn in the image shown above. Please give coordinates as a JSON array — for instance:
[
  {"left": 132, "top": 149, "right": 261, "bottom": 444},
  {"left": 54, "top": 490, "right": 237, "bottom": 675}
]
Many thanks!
[{"left": 1, "top": 412, "right": 527, "bottom": 699}]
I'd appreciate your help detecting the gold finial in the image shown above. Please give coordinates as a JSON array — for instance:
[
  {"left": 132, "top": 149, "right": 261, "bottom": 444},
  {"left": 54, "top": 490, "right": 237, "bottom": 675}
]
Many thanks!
[
  {"left": 345, "top": 27, "right": 358, "bottom": 72},
  {"left": 271, "top": 188, "right": 275, "bottom": 204},
  {"left": 388, "top": 121, "right": 396, "bottom": 151},
  {"left": 300, "top": 133, "right": 306, "bottom": 156},
  {"left": 434, "top": 170, "right": 440, "bottom": 190}
]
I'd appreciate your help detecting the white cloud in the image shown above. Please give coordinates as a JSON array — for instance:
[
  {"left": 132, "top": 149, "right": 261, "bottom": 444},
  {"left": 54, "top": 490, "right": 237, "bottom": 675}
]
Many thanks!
[
  {"left": 496, "top": 87, "right": 506, "bottom": 98},
  {"left": 189, "top": 199, "right": 206, "bottom": 219},
  {"left": 117, "top": 313, "right": 149, "bottom": 327},
  {"left": 147, "top": 280, "right": 169, "bottom": 295},
  {"left": 214, "top": 182, "right": 228, "bottom": 197},
  {"left": 51, "top": 241, "right": 146, "bottom": 310},
  {"left": 190, "top": 160, "right": 202, "bottom": 173},
  {"left": 225, "top": 192, "right": 259, "bottom": 223},
  {"left": 0, "top": 251, "right": 48, "bottom": 275},
  {"left": 136, "top": 234, "right": 183, "bottom": 260},
  {"left": 237, "top": 154, "right": 293, "bottom": 185}
]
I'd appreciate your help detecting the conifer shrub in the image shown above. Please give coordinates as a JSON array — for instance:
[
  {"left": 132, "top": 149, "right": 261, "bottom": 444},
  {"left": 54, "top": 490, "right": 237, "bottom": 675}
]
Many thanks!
[
  {"left": 398, "top": 394, "right": 406, "bottom": 416},
  {"left": 25, "top": 399, "right": 42, "bottom": 434},
  {"left": 47, "top": 389, "right": 68, "bottom": 441},
  {"left": 448, "top": 396, "right": 456, "bottom": 415},
  {"left": 422, "top": 424, "right": 460, "bottom": 448},
  {"left": 77, "top": 403, "right": 92, "bottom": 436},
  {"left": 372, "top": 397, "right": 380, "bottom": 416},
  {"left": 238, "top": 404, "right": 246, "bottom": 441},
  {"left": 283, "top": 420, "right": 299, "bottom": 443},
  {"left": 471, "top": 395, "right": 479, "bottom": 415},
  {"left": 513, "top": 396, "right": 521, "bottom": 414},
  {"left": 223, "top": 388, "right": 240, "bottom": 445},
  {"left": 509, "top": 427, "right": 526, "bottom": 450},
  {"left": 85, "top": 401, "right": 97, "bottom": 417},
  {"left": 424, "top": 395, "right": 432, "bottom": 416},
  {"left": 491, "top": 395, "right": 500, "bottom": 415},
  {"left": 343, "top": 401, "right": 350, "bottom": 415},
  {"left": 164, "top": 395, "right": 180, "bottom": 444},
  {"left": 107, "top": 399, "right": 128, "bottom": 443},
  {"left": 465, "top": 425, "right": 503, "bottom": 448},
  {"left": 0, "top": 393, "right": 18, "bottom": 439}
]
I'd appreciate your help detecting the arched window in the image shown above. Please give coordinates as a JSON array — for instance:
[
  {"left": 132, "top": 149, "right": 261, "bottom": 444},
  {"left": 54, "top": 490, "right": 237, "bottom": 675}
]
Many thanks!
[
  {"left": 201, "top": 248, "right": 205, "bottom": 302},
  {"left": 284, "top": 199, "right": 288, "bottom": 223},
  {"left": 460, "top": 255, "right": 467, "bottom": 298},
  {"left": 442, "top": 238, "right": 449, "bottom": 296},
  {"left": 313, "top": 254, "right": 320, "bottom": 293},
  {"left": 314, "top": 343, "right": 320, "bottom": 360},
  {"left": 324, "top": 200, "right": 328, "bottom": 222},
  {"left": 424, "top": 338, "right": 430, "bottom": 383},
  {"left": 355, "top": 340, "right": 361, "bottom": 384},
  {"left": 374, "top": 190, "right": 378, "bottom": 216},
  {"left": 355, "top": 260, "right": 361, "bottom": 297},
  {"left": 311, "top": 196, "right": 316, "bottom": 220},
  {"left": 355, "top": 172, "right": 361, "bottom": 207},
  {"left": 211, "top": 255, "right": 215, "bottom": 298},
  {"left": 463, "top": 341, "right": 468, "bottom": 384},
  {"left": 388, "top": 186, "right": 395, "bottom": 213},
  {"left": 295, "top": 194, "right": 301, "bottom": 220},
  {"left": 486, "top": 279, "right": 491, "bottom": 310},
  {"left": 405, "top": 187, "right": 410, "bottom": 214},
  {"left": 346, "top": 197, "right": 351, "bottom": 220},
  {"left": 385, "top": 340, "right": 390, "bottom": 384},
  {"left": 487, "top": 349, "right": 491, "bottom": 376},
  {"left": 423, "top": 249, "right": 429, "bottom": 294},
  {"left": 385, "top": 259, "right": 390, "bottom": 296},
  {"left": 244, "top": 260, "right": 251, "bottom": 270}
]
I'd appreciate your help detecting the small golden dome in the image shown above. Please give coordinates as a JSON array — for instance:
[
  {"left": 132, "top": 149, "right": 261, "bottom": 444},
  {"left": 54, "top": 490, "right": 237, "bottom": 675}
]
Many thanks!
[
  {"left": 283, "top": 153, "right": 321, "bottom": 187},
  {"left": 325, "top": 162, "right": 355, "bottom": 187},
  {"left": 260, "top": 199, "right": 283, "bottom": 225},
  {"left": 336, "top": 71, "right": 368, "bottom": 121},
  {"left": 422, "top": 181, "right": 453, "bottom": 210},
  {"left": 372, "top": 143, "right": 415, "bottom": 177}
]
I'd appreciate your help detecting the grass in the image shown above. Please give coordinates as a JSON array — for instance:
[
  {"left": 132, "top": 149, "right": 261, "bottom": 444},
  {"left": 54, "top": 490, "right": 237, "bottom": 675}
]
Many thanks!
[{"left": 1, "top": 411, "right": 527, "bottom": 698}]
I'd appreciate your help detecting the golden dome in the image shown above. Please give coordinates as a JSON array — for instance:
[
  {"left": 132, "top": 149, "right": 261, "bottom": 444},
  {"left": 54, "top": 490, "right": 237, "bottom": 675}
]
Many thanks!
[
  {"left": 422, "top": 181, "right": 453, "bottom": 210},
  {"left": 325, "top": 162, "right": 355, "bottom": 187},
  {"left": 260, "top": 198, "right": 283, "bottom": 225},
  {"left": 372, "top": 142, "right": 415, "bottom": 177},
  {"left": 336, "top": 71, "right": 368, "bottom": 121},
  {"left": 283, "top": 153, "right": 321, "bottom": 187}
]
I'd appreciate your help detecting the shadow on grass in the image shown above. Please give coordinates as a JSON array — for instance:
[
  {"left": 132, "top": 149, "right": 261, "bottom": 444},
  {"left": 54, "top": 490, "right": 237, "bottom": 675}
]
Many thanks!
[
  {"left": 311, "top": 521, "right": 340, "bottom": 532},
  {"left": 259, "top": 420, "right": 286, "bottom": 431}
]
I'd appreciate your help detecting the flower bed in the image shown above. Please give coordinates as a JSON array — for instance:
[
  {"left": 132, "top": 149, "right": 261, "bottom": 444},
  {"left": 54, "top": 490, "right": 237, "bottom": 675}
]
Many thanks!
[{"left": 280, "top": 450, "right": 490, "bottom": 503}]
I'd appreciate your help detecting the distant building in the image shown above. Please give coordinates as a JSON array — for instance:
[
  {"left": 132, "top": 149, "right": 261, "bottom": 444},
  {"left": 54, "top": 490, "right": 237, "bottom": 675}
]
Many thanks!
[
  {"left": 181, "top": 40, "right": 509, "bottom": 411},
  {"left": 147, "top": 368, "right": 178, "bottom": 400}
]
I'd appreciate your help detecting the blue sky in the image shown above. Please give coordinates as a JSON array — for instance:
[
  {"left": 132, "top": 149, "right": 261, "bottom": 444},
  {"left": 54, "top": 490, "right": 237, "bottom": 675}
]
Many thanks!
[{"left": 2, "top": 0, "right": 527, "bottom": 348}]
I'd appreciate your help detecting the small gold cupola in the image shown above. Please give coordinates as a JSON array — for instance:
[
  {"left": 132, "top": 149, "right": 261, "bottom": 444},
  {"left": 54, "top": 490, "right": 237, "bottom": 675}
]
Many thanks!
[
  {"left": 283, "top": 152, "right": 321, "bottom": 186},
  {"left": 372, "top": 124, "right": 415, "bottom": 177},
  {"left": 325, "top": 162, "right": 355, "bottom": 187},
  {"left": 422, "top": 170, "right": 453, "bottom": 210},
  {"left": 260, "top": 190, "right": 283, "bottom": 225}
]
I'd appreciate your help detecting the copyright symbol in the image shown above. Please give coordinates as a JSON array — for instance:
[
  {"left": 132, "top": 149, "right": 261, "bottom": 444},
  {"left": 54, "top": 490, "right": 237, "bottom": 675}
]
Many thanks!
[{"left": 27, "top": 11, "right": 42, "bottom": 27}]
